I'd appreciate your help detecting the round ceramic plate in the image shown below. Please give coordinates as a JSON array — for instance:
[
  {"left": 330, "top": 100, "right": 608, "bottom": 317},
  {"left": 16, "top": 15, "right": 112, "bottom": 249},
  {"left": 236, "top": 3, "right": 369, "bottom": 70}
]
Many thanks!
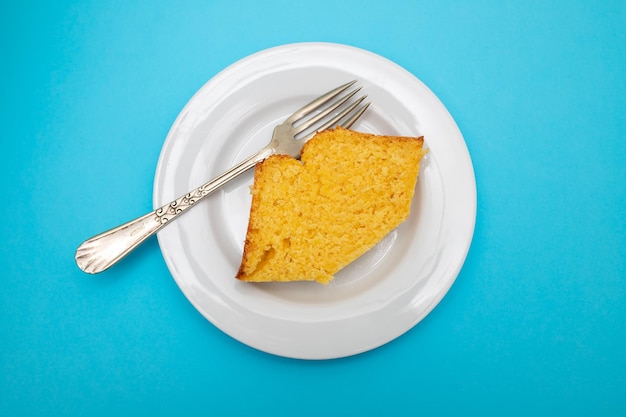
[{"left": 153, "top": 42, "right": 476, "bottom": 359}]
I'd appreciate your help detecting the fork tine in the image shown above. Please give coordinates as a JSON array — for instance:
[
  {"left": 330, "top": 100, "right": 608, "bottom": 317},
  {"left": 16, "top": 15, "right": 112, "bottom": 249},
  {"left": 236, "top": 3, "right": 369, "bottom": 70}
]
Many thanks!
[
  {"left": 293, "top": 87, "right": 362, "bottom": 135},
  {"left": 341, "top": 102, "right": 371, "bottom": 129},
  {"left": 315, "top": 95, "right": 367, "bottom": 131},
  {"left": 300, "top": 97, "right": 370, "bottom": 141},
  {"left": 285, "top": 80, "right": 357, "bottom": 124}
]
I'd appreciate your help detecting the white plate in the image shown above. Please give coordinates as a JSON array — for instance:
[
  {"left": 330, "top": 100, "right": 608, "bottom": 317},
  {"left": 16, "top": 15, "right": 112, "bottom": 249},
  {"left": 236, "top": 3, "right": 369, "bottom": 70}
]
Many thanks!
[{"left": 153, "top": 42, "right": 476, "bottom": 359}]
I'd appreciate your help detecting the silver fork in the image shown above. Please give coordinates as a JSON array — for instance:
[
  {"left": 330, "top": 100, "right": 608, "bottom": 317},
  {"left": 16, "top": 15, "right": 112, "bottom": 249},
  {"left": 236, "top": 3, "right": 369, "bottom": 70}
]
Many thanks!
[{"left": 75, "top": 80, "right": 370, "bottom": 274}]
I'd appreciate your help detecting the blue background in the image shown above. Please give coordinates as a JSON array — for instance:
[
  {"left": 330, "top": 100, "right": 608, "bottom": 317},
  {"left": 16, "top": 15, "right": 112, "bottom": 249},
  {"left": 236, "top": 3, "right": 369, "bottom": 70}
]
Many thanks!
[{"left": 2, "top": 1, "right": 625, "bottom": 415}]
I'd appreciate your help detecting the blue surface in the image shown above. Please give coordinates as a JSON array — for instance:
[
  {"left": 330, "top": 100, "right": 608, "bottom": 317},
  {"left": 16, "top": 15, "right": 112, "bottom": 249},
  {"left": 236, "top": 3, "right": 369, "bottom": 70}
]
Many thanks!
[{"left": 2, "top": 1, "right": 625, "bottom": 415}]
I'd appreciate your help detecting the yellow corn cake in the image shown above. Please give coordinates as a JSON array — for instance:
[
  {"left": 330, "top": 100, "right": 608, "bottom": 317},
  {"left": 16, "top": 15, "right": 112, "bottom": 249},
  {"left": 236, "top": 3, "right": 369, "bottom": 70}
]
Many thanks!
[{"left": 236, "top": 127, "right": 427, "bottom": 284}]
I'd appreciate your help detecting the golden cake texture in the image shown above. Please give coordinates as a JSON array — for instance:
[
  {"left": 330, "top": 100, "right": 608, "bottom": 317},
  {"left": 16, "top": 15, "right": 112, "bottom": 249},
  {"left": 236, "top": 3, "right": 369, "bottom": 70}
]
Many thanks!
[{"left": 236, "top": 127, "right": 427, "bottom": 284}]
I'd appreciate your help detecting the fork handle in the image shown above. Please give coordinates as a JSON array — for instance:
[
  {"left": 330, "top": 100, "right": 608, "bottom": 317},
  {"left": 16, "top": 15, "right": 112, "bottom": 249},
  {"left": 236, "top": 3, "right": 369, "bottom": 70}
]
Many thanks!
[{"left": 75, "top": 147, "right": 273, "bottom": 274}]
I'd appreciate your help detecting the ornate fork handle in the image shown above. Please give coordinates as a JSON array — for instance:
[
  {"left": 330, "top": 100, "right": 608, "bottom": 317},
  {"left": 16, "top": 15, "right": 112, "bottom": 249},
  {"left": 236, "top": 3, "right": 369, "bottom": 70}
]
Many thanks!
[{"left": 75, "top": 147, "right": 273, "bottom": 274}]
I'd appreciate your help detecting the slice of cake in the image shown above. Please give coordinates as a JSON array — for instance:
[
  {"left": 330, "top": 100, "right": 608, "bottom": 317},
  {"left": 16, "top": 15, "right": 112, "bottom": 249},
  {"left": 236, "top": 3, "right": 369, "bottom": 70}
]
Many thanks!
[{"left": 236, "top": 127, "right": 427, "bottom": 284}]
